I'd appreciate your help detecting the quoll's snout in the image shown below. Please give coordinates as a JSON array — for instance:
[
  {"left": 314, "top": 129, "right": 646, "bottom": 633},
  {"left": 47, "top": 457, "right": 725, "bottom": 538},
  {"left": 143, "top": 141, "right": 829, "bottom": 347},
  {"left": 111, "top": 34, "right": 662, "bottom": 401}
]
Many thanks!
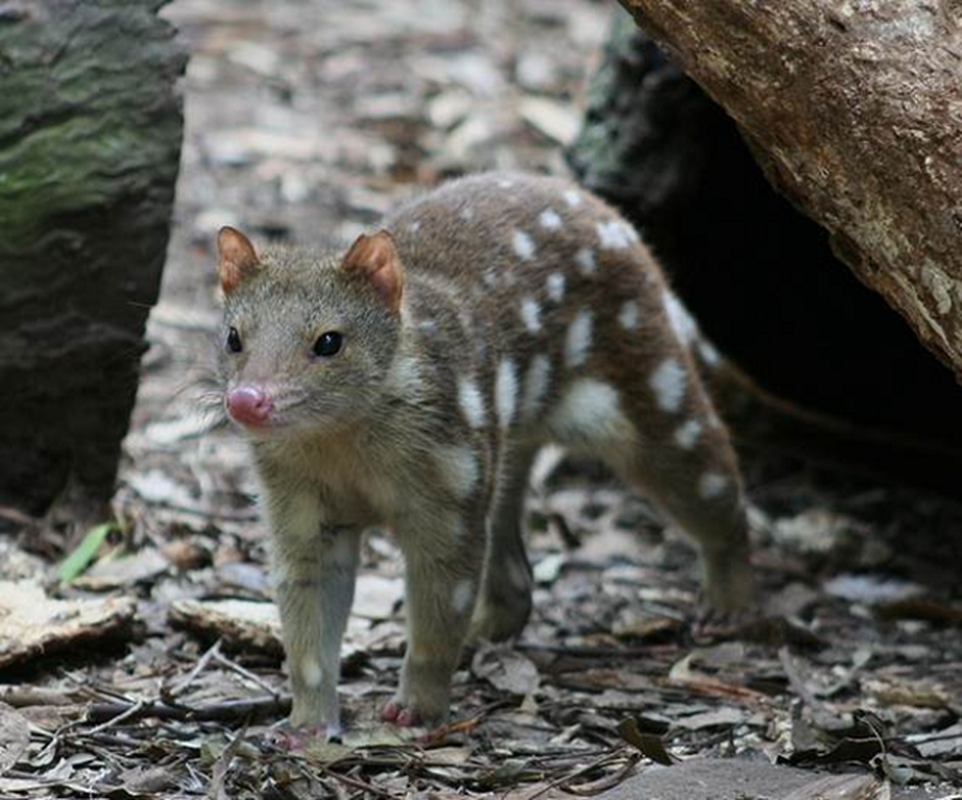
[{"left": 226, "top": 385, "right": 274, "bottom": 427}]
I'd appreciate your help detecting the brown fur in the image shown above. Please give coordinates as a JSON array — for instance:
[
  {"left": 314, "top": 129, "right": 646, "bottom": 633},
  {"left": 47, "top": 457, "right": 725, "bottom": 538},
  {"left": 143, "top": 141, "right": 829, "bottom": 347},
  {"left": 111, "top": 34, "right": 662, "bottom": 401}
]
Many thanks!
[{"left": 215, "top": 172, "right": 754, "bottom": 733}]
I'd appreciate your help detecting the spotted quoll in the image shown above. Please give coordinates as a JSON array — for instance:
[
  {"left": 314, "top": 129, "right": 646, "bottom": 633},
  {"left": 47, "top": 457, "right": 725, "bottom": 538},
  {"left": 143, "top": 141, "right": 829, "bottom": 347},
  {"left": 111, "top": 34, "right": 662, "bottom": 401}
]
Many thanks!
[{"left": 215, "top": 172, "right": 754, "bottom": 735}]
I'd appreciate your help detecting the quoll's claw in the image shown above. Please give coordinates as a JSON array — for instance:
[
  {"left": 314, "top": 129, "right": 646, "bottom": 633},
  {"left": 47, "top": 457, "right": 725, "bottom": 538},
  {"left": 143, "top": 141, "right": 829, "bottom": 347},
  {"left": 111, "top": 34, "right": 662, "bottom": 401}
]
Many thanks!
[
  {"left": 396, "top": 708, "right": 421, "bottom": 727},
  {"left": 380, "top": 700, "right": 401, "bottom": 722}
]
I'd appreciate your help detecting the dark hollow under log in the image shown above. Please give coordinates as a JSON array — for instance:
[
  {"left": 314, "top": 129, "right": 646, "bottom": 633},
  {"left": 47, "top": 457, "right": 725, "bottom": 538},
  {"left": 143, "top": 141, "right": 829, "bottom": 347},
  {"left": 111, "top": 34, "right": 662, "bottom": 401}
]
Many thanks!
[
  {"left": 0, "top": 0, "right": 186, "bottom": 517},
  {"left": 567, "top": 13, "right": 962, "bottom": 474}
]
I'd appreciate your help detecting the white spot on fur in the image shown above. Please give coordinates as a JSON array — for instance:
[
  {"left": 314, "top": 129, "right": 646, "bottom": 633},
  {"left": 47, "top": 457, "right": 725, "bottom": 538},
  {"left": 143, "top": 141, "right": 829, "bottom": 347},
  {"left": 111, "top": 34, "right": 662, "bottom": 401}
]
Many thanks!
[
  {"left": 498, "top": 178, "right": 515, "bottom": 189},
  {"left": 521, "top": 354, "right": 551, "bottom": 421},
  {"left": 458, "top": 377, "right": 487, "bottom": 429},
  {"left": 674, "top": 419, "right": 703, "bottom": 449},
  {"left": 460, "top": 206, "right": 474, "bottom": 221},
  {"left": 512, "top": 229, "right": 536, "bottom": 261},
  {"left": 434, "top": 444, "right": 479, "bottom": 499},
  {"left": 483, "top": 271, "right": 497, "bottom": 287},
  {"left": 539, "top": 208, "right": 562, "bottom": 230},
  {"left": 699, "top": 339, "right": 722, "bottom": 366},
  {"left": 618, "top": 300, "right": 640, "bottom": 330},
  {"left": 565, "top": 309, "right": 593, "bottom": 368},
  {"left": 408, "top": 221, "right": 421, "bottom": 234},
  {"left": 496, "top": 359, "right": 519, "bottom": 430},
  {"left": 548, "top": 379, "right": 634, "bottom": 445},
  {"left": 597, "top": 220, "right": 634, "bottom": 249},
  {"left": 663, "top": 289, "right": 699, "bottom": 346},
  {"left": 302, "top": 658, "right": 323, "bottom": 689},
  {"left": 521, "top": 297, "right": 542, "bottom": 332},
  {"left": 452, "top": 579, "right": 474, "bottom": 614},
  {"left": 546, "top": 272, "right": 566, "bottom": 303},
  {"left": 650, "top": 358, "right": 687, "bottom": 413},
  {"left": 699, "top": 472, "right": 729, "bottom": 499},
  {"left": 575, "top": 247, "right": 596, "bottom": 275},
  {"left": 564, "top": 189, "right": 582, "bottom": 208}
]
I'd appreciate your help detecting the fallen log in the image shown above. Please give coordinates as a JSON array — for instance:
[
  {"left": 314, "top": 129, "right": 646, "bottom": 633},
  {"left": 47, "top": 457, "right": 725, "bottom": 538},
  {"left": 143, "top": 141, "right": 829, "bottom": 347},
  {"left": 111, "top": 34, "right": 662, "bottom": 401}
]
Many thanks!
[{"left": 614, "top": 0, "right": 962, "bottom": 378}]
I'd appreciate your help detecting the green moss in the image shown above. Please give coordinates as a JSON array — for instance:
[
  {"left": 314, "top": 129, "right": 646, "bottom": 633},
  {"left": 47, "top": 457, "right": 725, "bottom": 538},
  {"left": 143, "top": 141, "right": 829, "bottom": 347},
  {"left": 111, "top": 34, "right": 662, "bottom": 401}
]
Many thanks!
[{"left": 0, "top": 0, "right": 184, "bottom": 257}]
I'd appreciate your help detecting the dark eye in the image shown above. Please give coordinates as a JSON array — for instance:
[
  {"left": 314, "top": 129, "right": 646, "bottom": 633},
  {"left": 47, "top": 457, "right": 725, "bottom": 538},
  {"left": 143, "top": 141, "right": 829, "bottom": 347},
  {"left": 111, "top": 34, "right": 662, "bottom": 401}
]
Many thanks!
[
  {"left": 226, "top": 326, "right": 242, "bottom": 353},
  {"left": 313, "top": 331, "right": 343, "bottom": 357}
]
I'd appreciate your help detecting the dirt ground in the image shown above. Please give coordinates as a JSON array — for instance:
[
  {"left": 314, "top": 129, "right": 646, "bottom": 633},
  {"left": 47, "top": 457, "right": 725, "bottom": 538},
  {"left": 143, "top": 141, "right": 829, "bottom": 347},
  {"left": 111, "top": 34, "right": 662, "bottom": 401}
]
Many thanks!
[{"left": 1, "top": 0, "right": 961, "bottom": 797}]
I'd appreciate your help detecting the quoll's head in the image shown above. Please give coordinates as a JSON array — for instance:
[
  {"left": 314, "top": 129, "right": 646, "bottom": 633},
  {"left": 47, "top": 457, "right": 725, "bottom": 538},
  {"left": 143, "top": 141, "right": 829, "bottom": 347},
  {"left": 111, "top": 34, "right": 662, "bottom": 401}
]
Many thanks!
[{"left": 215, "top": 226, "right": 404, "bottom": 436}]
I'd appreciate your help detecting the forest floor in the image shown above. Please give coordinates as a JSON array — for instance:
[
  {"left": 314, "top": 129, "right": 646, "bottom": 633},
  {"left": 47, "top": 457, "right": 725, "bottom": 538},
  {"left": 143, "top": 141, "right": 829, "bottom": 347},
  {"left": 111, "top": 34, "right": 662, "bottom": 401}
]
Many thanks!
[{"left": 1, "top": 0, "right": 961, "bottom": 797}]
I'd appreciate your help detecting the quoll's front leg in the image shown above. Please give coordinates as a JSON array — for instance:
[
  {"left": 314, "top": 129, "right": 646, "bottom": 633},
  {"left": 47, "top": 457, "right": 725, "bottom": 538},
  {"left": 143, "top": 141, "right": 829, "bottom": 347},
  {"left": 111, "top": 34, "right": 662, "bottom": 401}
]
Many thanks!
[
  {"left": 271, "top": 506, "right": 362, "bottom": 737},
  {"left": 385, "top": 508, "right": 486, "bottom": 727}
]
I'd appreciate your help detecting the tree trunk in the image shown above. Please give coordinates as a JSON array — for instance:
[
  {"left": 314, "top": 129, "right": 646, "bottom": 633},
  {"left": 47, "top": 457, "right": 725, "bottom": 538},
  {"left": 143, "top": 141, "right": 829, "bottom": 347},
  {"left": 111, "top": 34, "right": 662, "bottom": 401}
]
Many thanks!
[
  {"left": 567, "top": 10, "right": 962, "bottom": 468},
  {"left": 0, "top": 0, "right": 185, "bottom": 517},
  {"left": 614, "top": 0, "right": 962, "bottom": 378}
]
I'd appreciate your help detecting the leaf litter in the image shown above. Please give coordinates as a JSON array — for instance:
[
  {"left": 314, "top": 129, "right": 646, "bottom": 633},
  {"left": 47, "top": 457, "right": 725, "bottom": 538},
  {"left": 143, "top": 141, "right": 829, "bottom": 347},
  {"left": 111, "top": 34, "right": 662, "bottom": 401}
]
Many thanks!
[{"left": 0, "top": 0, "right": 960, "bottom": 797}]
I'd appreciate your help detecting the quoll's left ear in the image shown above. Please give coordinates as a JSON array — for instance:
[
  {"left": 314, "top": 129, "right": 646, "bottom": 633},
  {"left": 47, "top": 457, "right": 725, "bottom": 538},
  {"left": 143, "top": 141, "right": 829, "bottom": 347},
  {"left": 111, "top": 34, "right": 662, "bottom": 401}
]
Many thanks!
[
  {"left": 341, "top": 230, "right": 404, "bottom": 313},
  {"left": 217, "top": 226, "right": 261, "bottom": 294}
]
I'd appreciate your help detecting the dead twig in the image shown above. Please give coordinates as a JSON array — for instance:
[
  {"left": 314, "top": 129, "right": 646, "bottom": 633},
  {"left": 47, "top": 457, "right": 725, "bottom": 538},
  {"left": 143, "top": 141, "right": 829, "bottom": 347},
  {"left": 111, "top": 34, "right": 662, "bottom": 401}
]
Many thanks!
[
  {"left": 212, "top": 649, "right": 281, "bottom": 697},
  {"left": 0, "top": 687, "right": 79, "bottom": 707},
  {"left": 563, "top": 752, "right": 641, "bottom": 796},
  {"left": 210, "top": 725, "right": 249, "bottom": 800},
  {"left": 85, "top": 695, "right": 291, "bottom": 725},
  {"left": 165, "top": 638, "right": 223, "bottom": 699},
  {"left": 0, "top": 504, "right": 40, "bottom": 526},
  {"left": 86, "top": 698, "right": 147, "bottom": 735},
  {"left": 524, "top": 748, "right": 632, "bottom": 800},
  {"left": 316, "top": 763, "right": 397, "bottom": 800}
]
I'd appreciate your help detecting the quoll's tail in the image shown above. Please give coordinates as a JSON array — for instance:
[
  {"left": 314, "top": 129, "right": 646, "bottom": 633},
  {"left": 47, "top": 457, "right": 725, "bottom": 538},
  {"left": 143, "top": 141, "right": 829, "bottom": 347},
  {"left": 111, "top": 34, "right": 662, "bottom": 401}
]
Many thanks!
[{"left": 678, "top": 301, "right": 962, "bottom": 494}]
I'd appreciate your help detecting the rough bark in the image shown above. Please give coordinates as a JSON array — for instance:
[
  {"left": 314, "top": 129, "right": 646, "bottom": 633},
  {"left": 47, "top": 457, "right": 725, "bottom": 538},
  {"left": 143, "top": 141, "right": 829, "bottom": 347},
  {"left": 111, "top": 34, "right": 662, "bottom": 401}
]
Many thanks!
[
  {"left": 567, "top": 11, "right": 962, "bottom": 463},
  {"left": 614, "top": 0, "right": 962, "bottom": 379},
  {"left": 0, "top": 0, "right": 185, "bottom": 516}
]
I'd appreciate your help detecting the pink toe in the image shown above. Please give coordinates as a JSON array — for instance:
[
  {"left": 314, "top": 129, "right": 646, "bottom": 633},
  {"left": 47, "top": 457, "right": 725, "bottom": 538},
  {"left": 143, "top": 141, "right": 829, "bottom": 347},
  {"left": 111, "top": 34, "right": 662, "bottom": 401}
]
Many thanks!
[
  {"left": 381, "top": 700, "right": 400, "bottom": 721},
  {"left": 396, "top": 708, "right": 420, "bottom": 727}
]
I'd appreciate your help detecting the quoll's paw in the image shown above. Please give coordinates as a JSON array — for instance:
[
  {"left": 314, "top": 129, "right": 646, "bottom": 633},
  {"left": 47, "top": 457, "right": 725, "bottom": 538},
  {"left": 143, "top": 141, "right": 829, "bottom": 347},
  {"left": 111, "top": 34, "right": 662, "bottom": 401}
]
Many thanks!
[
  {"left": 699, "top": 550, "right": 757, "bottom": 620},
  {"left": 268, "top": 721, "right": 343, "bottom": 751},
  {"left": 381, "top": 688, "right": 451, "bottom": 729},
  {"left": 381, "top": 698, "right": 423, "bottom": 728},
  {"left": 693, "top": 589, "right": 761, "bottom": 641}
]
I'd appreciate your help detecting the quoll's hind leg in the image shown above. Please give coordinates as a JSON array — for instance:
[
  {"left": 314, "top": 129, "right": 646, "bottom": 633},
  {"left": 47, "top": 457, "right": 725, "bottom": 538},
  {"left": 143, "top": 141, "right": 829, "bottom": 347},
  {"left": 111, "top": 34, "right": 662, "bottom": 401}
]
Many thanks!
[
  {"left": 469, "top": 444, "right": 538, "bottom": 644},
  {"left": 546, "top": 371, "right": 754, "bottom": 618},
  {"left": 625, "top": 407, "right": 755, "bottom": 618}
]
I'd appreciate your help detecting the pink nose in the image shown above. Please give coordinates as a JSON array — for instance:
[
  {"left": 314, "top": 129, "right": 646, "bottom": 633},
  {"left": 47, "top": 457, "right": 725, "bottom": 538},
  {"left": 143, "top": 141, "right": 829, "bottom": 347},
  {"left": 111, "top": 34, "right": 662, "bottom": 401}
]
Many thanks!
[{"left": 226, "top": 386, "right": 274, "bottom": 427}]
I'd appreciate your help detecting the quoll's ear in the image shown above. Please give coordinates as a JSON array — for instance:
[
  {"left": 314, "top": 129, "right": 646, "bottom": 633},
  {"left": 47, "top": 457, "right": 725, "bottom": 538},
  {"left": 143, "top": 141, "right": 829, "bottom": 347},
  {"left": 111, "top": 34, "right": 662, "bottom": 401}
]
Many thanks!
[
  {"left": 340, "top": 230, "right": 403, "bottom": 313},
  {"left": 217, "top": 226, "right": 260, "bottom": 294}
]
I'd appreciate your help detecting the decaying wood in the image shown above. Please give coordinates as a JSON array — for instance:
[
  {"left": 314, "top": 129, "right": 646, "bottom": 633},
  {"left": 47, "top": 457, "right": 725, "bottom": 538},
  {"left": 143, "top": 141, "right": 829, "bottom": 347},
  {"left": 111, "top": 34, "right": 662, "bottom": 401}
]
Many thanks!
[
  {"left": 617, "top": 0, "right": 962, "bottom": 379},
  {"left": 0, "top": 580, "right": 136, "bottom": 668},
  {"left": 0, "top": 0, "right": 185, "bottom": 516}
]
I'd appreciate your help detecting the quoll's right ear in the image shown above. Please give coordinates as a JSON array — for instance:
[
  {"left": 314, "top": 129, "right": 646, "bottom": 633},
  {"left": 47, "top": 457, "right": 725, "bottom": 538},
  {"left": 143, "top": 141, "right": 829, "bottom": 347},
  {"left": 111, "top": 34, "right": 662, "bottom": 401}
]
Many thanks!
[
  {"left": 340, "top": 230, "right": 404, "bottom": 313},
  {"left": 217, "top": 226, "right": 260, "bottom": 294}
]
